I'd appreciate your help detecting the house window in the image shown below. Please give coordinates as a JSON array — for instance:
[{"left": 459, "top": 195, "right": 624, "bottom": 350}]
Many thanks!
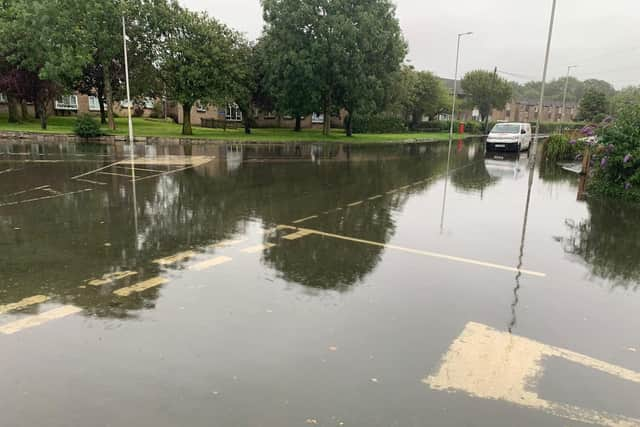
[
  {"left": 311, "top": 112, "right": 324, "bottom": 124},
  {"left": 55, "top": 95, "right": 78, "bottom": 110},
  {"left": 0, "top": 93, "right": 7, "bottom": 103},
  {"left": 226, "top": 103, "right": 242, "bottom": 121},
  {"left": 88, "top": 96, "right": 103, "bottom": 111},
  {"left": 144, "top": 97, "right": 154, "bottom": 109},
  {"left": 196, "top": 101, "right": 207, "bottom": 113}
]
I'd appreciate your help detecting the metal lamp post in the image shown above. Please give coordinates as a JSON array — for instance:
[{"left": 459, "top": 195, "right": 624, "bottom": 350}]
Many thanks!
[
  {"left": 561, "top": 65, "right": 577, "bottom": 122},
  {"left": 440, "top": 31, "right": 472, "bottom": 233}
]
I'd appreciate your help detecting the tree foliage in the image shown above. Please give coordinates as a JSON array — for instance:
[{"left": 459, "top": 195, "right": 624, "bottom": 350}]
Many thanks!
[
  {"left": 461, "top": 70, "right": 512, "bottom": 128},
  {"left": 577, "top": 88, "right": 609, "bottom": 122}
]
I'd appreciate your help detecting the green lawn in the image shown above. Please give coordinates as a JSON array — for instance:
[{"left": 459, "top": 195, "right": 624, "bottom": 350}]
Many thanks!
[{"left": 0, "top": 115, "right": 463, "bottom": 144}]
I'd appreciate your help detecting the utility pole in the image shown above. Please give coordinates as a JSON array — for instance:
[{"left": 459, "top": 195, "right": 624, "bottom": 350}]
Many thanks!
[{"left": 561, "top": 65, "right": 577, "bottom": 122}]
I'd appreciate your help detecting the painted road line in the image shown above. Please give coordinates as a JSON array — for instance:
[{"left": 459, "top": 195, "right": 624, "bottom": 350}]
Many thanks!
[
  {"left": 113, "top": 277, "right": 169, "bottom": 297},
  {"left": 98, "top": 171, "right": 138, "bottom": 178},
  {"left": 153, "top": 251, "right": 197, "bottom": 266},
  {"left": 75, "top": 178, "right": 107, "bottom": 186},
  {"left": 208, "top": 238, "right": 247, "bottom": 248},
  {"left": 241, "top": 243, "right": 276, "bottom": 254},
  {"left": 0, "top": 189, "right": 93, "bottom": 208},
  {"left": 292, "top": 215, "right": 319, "bottom": 224},
  {"left": 280, "top": 225, "right": 546, "bottom": 277},
  {"left": 368, "top": 195, "right": 384, "bottom": 201},
  {"left": 71, "top": 161, "right": 122, "bottom": 180},
  {"left": 283, "top": 230, "right": 315, "bottom": 241},
  {"left": 88, "top": 271, "right": 138, "bottom": 287},
  {"left": 424, "top": 322, "right": 640, "bottom": 427},
  {"left": 190, "top": 256, "right": 233, "bottom": 271},
  {"left": 0, "top": 306, "right": 82, "bottom": 335},
  {"left": 399, "top": 185, "right": 411, "bottom": 190},
  {"left": 386, "top": 189, "right": 398, "bottom": 194},
  {"left": 0, "top": 295, "right": 50, "bottom": 315},
  {"left": 347, "top": 201, "right": 364, "bottom": 207},
  {"left": 0, "top": 168, "right": 13, "bottom": 175}
]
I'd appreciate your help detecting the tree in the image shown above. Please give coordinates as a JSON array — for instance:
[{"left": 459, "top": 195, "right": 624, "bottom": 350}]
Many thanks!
[
  {"left": 260, "top": 0, "right": 321, "bottom": 132},
  {"left": 398, "top": 67, "right": 448, "bottom": 128},
  {"left": 160, "top": 6, "right": 241, "bottom": 135},
  {"left": 0, "top": 0, "right": 92, "bottom": 129},
  {"left": 577, "top": 88, "right": 609, "bottom": 122},
  {"left": 261, "top": 0, "right": 406, "bottom": 136},
  {"left": 611, "top": 86, "right": 640, "bottom": 116},
  {"left": 461, "top": 70, "right": 512, "bottom": 130},
  {"left": 331, "top": 0, "right": 407, "bottom": 136}
]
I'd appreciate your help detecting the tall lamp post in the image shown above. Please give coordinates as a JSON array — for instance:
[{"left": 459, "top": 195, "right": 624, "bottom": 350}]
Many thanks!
[
  {"left": 561, "top": 65, "right": 577, "bottom": 122},
  {"left": 440, "top": 31, "right": 472, "bottom": 233},
  {"left": 123, "top": 16, "right": 139, "bottom": 239}
]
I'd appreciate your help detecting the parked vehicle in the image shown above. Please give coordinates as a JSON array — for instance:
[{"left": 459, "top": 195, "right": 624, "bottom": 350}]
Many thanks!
[{"left": 486, "top": 122, "right": 532, "bottom": 152}]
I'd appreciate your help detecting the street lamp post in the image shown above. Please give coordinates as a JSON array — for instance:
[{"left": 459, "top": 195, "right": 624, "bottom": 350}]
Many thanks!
[
  {"left": 561, "top": 65, "right": 577, "bottom": 122},
  {"left": 440, "top": 31, "right": 472, "bottom": 233}
]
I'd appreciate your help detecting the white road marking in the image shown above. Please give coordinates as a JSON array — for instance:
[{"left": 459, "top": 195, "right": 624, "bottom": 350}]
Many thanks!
[
  {"left": 0, "top": 306, "right": 82, "bottom": 335},
  {"left": 87, "top": 271, "right": 138, "bottom": 287},
  {"left": 190, "top": 256, "right": 233, "bottom": 271},
  {"left": 0, "top": 295, "right": 50, "bottom": 315},
  {"left": 279, "top": 225, "right": 545, "bottom": 277},
  {"left": 292, "top": 215, "right": 319, "bottom": 224},
  {"left": 113, "top": 277, "right": 169, "bottom": 297},
  {"left": 153, "top": 251, "right": 197, "bottom": 266},
  {"left": 241, "top": 243, "right": 276, "bottom": 254},
  {"left": 282, "top": 230, "right": 315, "bottom": 241},
  {"left": 424, "top": 322, "right": 640, "bottom": 427}
]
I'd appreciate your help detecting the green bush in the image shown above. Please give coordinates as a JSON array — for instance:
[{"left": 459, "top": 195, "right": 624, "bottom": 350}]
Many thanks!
[
  {"left": 541, "top": 134, "right": 584, "bottom": 162},
  {"left": 589, "top": 104, "right": 640, "bottom": 202},
  {"left": 351, "top": 114, "right": 406, "bottom": 134},
  {"left": 73, "top": 114, "right": 103, "bottom": 138},
  {"left": 150, "top": 102, "right": 164, "bottom": 119},
  {"left": 535, "top": 122, "right": 586, "bottom": 134}
]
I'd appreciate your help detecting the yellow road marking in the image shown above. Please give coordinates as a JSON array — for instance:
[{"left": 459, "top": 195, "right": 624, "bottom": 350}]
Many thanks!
[
  {"left": 241, "top": 243, "right": 276, "bottom": 254},
  {"left": 98, "top": 171, "right": 137, "bottom": 178},
  {"left": 208, "top": 238, "right": 247, "bottom": 248},
  {"left": 292, "top": 215, "right": 319, "bottom": 224},
  {"left": 153, "top": 251, "right": 197, "bottom": 266},
  {"left": 368, "top": 195, "right": 384, "bottom": 200},
  {"left": 113, "top": 277, "right": 168, "bottom": 297},
  {"left": 424, "top": 322, "right": 640, "bottom": 427},
  {"left": 75, "top": 178, "right": 107, "bottom": 186},
  {"left": 283, "top": 230, "right": 315, "bottom": 241},
  {"left": 88, "top": 271, "right": 138, "bottom": 287},
  {"left": 399, "top": 185, "right": 411, "bottom": 190},
  {"left": 0, "top": 306, "right": 82, "bottom": 335},
  {"left": 0, "top": 189, "right": 93, "bottom": 208},
  {"left": 278, "top": 225, "right": 545, "bottom": 277},
  {"left": 190, "top": 256, "right": 233, "bottom": 271},
  {"left": 0, "top": 295, "right": 50, "bottom": 315},
  {"left": 347, "top": 201, "right": 364, "bottom": 207},
  {"left": 386, "top": 189, "right": 397, "bottom": 194}
]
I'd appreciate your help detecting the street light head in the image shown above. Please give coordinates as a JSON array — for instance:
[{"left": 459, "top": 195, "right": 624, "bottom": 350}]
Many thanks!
[{"left": 459, "top": 31, "right": 473, "bottom": 36}]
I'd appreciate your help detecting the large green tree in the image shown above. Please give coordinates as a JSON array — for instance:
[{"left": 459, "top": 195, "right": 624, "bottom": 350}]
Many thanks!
[
  {"left": 159, "top": 6, "right": 241, "bottom": 135},
  {"left": 261, "top": 0, "right": 406, "bottom": 136},
  {"left": 461, "top": 70, "right": 512, "bottom": 130},
  {"left": 397, "top": 67, "right": 448, "bottom": 128},
  {"left": 577, "top": 87, "right": 609, "bottom": 122},
  {"left": 0, "top": 0, "right": 93, "bottom": 129}
]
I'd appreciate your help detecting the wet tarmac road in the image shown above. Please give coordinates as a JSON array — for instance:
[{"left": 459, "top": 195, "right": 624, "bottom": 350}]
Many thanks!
[{"left": 0, "top": 139, "right": 639, "bottom": 427}]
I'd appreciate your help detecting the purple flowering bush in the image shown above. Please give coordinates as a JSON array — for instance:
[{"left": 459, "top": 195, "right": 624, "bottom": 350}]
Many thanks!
[{"left": 589, "top": 103, "right": 640, "bottom": 202}]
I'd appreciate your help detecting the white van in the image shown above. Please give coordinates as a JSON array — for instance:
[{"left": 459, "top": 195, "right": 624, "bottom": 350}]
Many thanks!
[{"left": 486, "top": 122, "right": 532, "bottom": 152}]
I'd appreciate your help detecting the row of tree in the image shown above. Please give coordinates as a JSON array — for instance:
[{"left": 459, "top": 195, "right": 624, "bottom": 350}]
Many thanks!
[{"left": 0, "top": 0, "right": 412, "bottom": 136}]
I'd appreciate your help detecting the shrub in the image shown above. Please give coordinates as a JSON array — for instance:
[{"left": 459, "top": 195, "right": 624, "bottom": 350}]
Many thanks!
[
  {"left": 541, "top": 134, "right": 584, "bottom": 162},
  {"left": 150, "top": 102, "right": 164, "bottom": 119},
  {"left": 133, "top": 104, "right": 145, "bottom": 117},
  {"left": 73, "top": 114, "right": 103, "bottom": 138},
  {"left": 351, "top": 114, "right": 406, "bottom": 134},
  {"left": 589, "top": 104, "right": 640, "bottom": 202}
]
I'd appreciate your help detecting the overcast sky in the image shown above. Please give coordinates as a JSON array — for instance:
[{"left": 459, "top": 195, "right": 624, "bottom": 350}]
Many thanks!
[{"left": 180, "top": 0, "right": 640, "bottom": 88}]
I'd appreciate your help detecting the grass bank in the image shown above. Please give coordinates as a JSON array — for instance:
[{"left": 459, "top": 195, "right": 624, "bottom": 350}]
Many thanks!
[{"left": 0, "top": 115, "right": 465, "bottom": 144}]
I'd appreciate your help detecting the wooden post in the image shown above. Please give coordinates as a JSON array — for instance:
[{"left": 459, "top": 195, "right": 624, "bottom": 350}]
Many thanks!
[{"left": 577, "top": 145, "right": 591, "bottom": 201}]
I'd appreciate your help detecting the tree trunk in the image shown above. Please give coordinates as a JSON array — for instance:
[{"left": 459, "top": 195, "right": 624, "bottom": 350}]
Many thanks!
[
  {"left": 97, "top": 85, "right": 107, "bottom": 124},
  {"left": 294, "top": 114, "right": 301, "bottom": 132},
  {"left": 182, "top": 104, "right": 193, "bottom": 135},
  {"left": 345, "top": 110, "right": 353, "bottom": 137},
  {"left": 7, "top": 95, "right": 20, "bottom": 123},
  {"left": 20, "top": 100, "right": 29, "bottom": 120},
  {"left": 34, "top": 99, "right": 40, "bottom": 119},
  {"left": 103, "top": 65, "right": 116, "bottom": 130},
  {"left": 244, "top": 114, "right": 251, "bottom": 134},
  {"left": 38, "top": 100, "right": 47, "bottom": 130},
  {"left": 322, "top": 96, "right": 331, "bottom": 136}
]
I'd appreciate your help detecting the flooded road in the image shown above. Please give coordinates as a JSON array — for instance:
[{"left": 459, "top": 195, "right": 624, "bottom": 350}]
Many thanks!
[{"left": 0, "top": 139, "right": 639, "bottom": 427}]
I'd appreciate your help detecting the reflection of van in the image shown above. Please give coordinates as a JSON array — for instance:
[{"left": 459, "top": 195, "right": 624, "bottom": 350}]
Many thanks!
[{"left": 486, "top": 122, "right": 532, "bottom": 152}]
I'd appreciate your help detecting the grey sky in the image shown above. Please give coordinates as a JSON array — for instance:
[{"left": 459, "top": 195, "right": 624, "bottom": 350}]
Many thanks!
[{"left": 180, "top": 0, "right": 640, "bottom": 88}]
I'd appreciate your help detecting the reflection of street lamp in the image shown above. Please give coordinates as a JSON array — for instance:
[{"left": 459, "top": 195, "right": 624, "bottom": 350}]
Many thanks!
[
  {"left": 441, "top": 32, "right": 472, "bottom": 233},
  {"left": 123, "top": 17, "right": 138, "bottom": 241},
  {"left": 561, "top": 65, "right": 578, "bottom": 122}
]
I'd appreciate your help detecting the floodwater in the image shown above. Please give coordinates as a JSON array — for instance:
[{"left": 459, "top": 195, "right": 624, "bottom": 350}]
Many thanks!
[{"left": 0, "top": 138, "right": 638, "bottom": 427}]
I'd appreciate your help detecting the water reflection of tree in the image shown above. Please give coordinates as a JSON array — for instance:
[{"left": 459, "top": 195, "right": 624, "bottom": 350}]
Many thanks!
[
  {"left": 451, "top": 160, "right": 498, "bottom": 194},
  {"left": 538, "top": 159, "right": 580, "bottom": 184},
  {"left": 560, "top": 199, "right": 640, "bottom": 290},
  {"left": 0, "top": 142, "right": 481, "bottom": 317}
]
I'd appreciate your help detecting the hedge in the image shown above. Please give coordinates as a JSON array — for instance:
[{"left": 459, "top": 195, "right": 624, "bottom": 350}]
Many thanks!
[{"left": 351, "top": 114, "right": 407, "bottom": 134}]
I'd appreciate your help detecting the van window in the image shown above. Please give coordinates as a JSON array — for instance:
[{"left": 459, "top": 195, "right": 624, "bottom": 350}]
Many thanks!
[{"left": 491, "top": 124, "right": 520, "bottom": 134}]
